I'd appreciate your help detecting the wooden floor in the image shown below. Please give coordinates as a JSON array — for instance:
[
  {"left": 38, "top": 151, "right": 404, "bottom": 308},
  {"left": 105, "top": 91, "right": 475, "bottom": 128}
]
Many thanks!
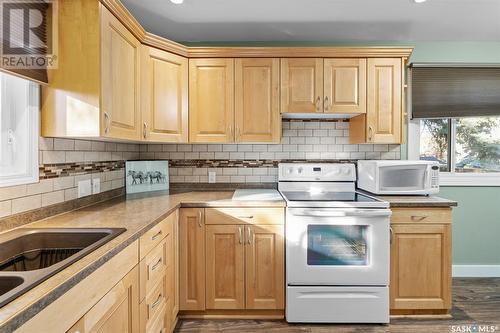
[{"left": 175, "top": 278, "right": 500, "bottom": 332}]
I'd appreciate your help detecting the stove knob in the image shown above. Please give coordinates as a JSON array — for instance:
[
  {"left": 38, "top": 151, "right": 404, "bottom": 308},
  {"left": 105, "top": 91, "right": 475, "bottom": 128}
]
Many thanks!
[
  {"left": 333, "top": 168, "right": 341, "bottom": 175},
  {"left": 287, "top": 167, "right": 294, "bottom": 174},
  {"left": 297, "top": 167, "right": 303, "bottom": 174},
  {"left": 342, "top": 167, "right": 351, "bottom": 175}
]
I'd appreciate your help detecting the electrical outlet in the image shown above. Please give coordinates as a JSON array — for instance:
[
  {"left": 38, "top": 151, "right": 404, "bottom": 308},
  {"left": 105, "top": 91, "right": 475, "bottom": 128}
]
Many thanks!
[
  {"left": 208, "top": 171, "right": 216, "bottom": 183},
  {"left": 92, "top": 178, "right": 100, "bottom": 194},
  {"left": 78, "top": 179, "right": 92, "bottom": 198}
]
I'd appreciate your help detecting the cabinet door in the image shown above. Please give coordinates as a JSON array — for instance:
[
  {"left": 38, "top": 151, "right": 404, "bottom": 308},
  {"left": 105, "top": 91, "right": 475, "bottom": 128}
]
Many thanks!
[
  {"left": 189, "top": 59, "right": 234, "bottom": 143},
  {"left": 324, "top": 59, "right": 366, "bottom": 114},
  {"left": 179, "top": 208, "right": 205, "bottom": 311},
  {"left": 281, "top": 58, "right": 323, "bottom": 113},
  {"left": 390, "top": 224, "right": 451, "bottom": 310},
  {"left": 366, "top": 58, "right": 402, "bottom": 143},
  {"left": 68, "top": 265, "right": 139, "bottom": 333},
  {"left": 205, "top": 225, "right": 245, "bottom": 309},
  {"left": 100, "top": 8, "right": 141, "bottom": 140},
  {"left": 235, "top": 58, "right": 281, "bottom": 143},
  {"left": 245, "top": 225, "right": 284, "bottom": 310},
  {"left": 140, "top": 46, "right": 188, "bottom": 142}
]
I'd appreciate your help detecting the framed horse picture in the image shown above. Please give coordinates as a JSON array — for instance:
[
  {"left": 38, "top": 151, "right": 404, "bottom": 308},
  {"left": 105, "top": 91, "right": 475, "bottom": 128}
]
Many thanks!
[{"left": 125, "top": 160, "right": 169, "bottom": 194}]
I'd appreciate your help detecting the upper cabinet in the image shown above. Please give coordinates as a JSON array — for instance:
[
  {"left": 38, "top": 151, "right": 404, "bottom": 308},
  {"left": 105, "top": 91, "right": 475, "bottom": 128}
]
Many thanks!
[
  {"left": 189, "top": 58, "right": 281, "bottom": 144},
  {"left": 281, "top": 58, "right": 323, "bottom": 113},
  {"left": 189, "top": 59, "right": 235, "bottom": 143},
  {"left": 323, "top": 59, "right": 366, "bottom": 114},
  {"left": 350, "top": 58, "right": 403, "bottom": 144},
  {"left": 281, "top": 58, "right": 367, "bottom": 115},
  {"left": 41, "top": 3, "right": 142, "bottom": 140},
  {"left": 140, "top": 46, "right": 188, "bottom": 142},
  {"left": 235, "top": 58, "right": 281, "bottom": 143},
  {"left": 100, "top": 8, "right": 142, "bottom": 140}
]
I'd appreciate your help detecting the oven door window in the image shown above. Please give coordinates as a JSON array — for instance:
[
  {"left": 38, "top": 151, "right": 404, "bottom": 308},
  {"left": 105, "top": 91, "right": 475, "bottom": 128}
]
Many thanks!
[{"left": 307, "top": 225, "right": 369, "bottom": 266}]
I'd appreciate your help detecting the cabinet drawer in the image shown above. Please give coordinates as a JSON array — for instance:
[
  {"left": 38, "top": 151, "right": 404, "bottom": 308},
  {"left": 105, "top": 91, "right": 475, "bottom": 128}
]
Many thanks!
[
  {"left": 140, "top": 212, "right": 176, "bottom": 259},
  {"left": 205, "top": 207, "right": 284, "bottom": 225},
  {"left": 142, "top": 278, "right": 167, "bottom": 326},
  {"left": 140, "top": 238, "right": 167, "bottom": 301},
  {"left": 391, "top": 208, "right": 452, "bottom": 224},
  {"left": 146, "top": 304, "right": 166, "bottom": 333}
]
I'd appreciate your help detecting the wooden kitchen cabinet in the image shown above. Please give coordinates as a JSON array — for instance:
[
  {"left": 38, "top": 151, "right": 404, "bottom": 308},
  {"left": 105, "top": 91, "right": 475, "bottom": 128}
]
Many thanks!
[
  {"left": 350, "top": 58, "right": 403, "bottom": 144},
  {"left": 42, "top": 2, "right": 141, "bottom": 140},
  {"left": 205, "top": 225, "right": 246, "bottom": 309},
  {"left": 281, "top": 58, "right": 323, "bottom": 113},
  {"left": 323, "top": 58, "right": 367, "bottom": 114},
  {"left": 390, "top": 208, "right": 452, "bottom": 314},
  {"left": 68, "top": 265, "right": 139, "bottom": 333},
  {"left": 245, "top": 225, "right": 284, "bottom": 310},
  {"left": 179, "top": 208, "right": 206, "bottom": 310},
  {"left": 140, "top": 45, "right": 188, "bottom": 142},
  {"left": 235, "top": 58, "right": 281, "bottom": 143},
  {"left": 189, "top": 59, "right": 235, "bottom": 143}
]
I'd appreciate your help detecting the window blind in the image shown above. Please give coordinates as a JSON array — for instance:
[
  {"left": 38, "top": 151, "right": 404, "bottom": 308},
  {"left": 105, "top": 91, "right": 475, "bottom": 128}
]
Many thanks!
[{"left": 410, "top": 65, "right": 500, "bottom": 119}]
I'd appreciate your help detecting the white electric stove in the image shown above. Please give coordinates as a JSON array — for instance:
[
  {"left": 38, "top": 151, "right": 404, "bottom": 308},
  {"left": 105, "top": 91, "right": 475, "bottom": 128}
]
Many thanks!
[{"left": 279, "top": 163, "right": 391, "bottom": 323}]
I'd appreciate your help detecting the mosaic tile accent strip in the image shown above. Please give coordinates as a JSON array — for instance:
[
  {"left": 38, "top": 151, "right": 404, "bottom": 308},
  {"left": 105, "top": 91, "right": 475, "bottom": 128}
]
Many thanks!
[
  {"left": 167, "top": 159, "right": 355, "bottom": 168},
  {"left": 39, "top": 161, "right": 125, "bottom": 179}
]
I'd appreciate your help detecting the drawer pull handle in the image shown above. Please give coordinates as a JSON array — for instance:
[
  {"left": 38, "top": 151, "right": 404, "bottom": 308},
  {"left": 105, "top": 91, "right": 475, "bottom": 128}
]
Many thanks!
[
  {"left": 151, "top": 230, "right": 162, "bottom": 240},
  {"left": 237, "top": 215, "right": 254, "bottom": 219},
  {"left": 151, "top": 293, "right": 163, "bottom": 309},
  {"left": 411, "top": 215, "right": 427, "bottom": 221},
  {"left": 151, "top": 258, "right": 162, "bottom": 271}
]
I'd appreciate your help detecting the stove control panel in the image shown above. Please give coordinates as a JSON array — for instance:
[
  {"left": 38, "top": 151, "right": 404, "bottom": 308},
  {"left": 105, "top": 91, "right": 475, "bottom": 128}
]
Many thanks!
[{"left": 279, "top": 163, "right": 356, "bottom": 182}]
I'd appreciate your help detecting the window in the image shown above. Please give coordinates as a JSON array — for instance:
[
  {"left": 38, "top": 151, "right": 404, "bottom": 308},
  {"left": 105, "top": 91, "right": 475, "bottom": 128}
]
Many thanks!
[
  {"left": 0, "top": 72, "right": 39, "bottom": 187},
  {"left": 409, "top": 116, "right": 500, "bottom": 186}
]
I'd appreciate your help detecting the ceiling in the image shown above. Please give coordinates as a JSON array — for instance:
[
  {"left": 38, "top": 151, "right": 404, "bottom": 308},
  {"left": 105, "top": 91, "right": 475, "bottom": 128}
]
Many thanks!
[{"left": 121, "top": 0, "right": 500, "bottom": 44}]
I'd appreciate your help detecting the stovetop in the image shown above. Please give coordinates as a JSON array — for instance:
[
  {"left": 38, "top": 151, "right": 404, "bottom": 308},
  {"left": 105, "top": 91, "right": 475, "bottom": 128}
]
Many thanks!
[{"left": 281, "top": 191, "right": 379, "bottom": 203}]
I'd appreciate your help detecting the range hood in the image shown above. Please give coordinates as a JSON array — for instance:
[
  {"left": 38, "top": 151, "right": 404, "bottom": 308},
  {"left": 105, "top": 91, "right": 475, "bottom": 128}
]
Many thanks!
[{"left": 409, "top": 63, "right": 500, "bottom": 119}]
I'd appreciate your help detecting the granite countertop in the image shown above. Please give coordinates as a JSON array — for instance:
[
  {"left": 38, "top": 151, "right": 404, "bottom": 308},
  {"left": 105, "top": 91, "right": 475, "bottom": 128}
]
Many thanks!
[{"left": 0, "top": 189, "right": 285, "bottom": 332}]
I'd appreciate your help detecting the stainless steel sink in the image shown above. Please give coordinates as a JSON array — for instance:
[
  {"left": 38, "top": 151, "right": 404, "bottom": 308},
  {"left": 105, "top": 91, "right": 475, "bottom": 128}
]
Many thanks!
[{"left": 0, "top": 228, "right": 126, "bottom": 308}]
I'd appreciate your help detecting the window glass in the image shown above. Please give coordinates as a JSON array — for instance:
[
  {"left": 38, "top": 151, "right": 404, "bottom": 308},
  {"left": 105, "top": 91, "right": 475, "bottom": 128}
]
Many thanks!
[
  {"left": 455, "top": 117, "right": 500, "bottom": 173},
  {"left": 0, "top": 72, "right": 39, "bottom": 187},
  {"left": 419, "top": 119, "right": 449, "bottom": 172}
]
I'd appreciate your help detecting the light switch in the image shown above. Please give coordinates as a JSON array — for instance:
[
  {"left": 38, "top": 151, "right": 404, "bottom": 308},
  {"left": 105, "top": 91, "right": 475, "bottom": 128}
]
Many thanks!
[{"left": 78, "top": 179, "right": 92, "bottom": 198}]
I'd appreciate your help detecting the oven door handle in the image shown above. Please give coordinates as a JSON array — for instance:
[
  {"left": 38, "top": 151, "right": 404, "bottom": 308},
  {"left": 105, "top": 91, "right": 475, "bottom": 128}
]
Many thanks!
[{"left": 289, "top": 209, "right": 392, "bottom": 217}]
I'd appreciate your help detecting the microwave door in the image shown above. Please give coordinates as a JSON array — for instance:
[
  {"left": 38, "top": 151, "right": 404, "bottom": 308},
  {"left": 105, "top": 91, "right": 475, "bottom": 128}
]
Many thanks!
[{"left": 378, "top": 165, "right": 428, "bottom": 193}]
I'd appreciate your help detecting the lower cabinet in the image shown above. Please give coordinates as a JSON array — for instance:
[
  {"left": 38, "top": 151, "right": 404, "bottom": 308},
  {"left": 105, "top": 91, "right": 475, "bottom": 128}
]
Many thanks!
[
  {"left": 179, "top": 207, "right": 285, "bottom": 315},
  {"left": 390, "top": 208, "right": 452, "bottom": 314},
  {"left": 68, "top": 265, "right": 140, "bottom": 333}
]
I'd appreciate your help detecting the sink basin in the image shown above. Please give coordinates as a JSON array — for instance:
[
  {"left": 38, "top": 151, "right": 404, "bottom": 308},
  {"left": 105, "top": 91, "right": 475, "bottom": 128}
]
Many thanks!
[{"left": 0, "top": 228, "right": 126, "bottom": 308}]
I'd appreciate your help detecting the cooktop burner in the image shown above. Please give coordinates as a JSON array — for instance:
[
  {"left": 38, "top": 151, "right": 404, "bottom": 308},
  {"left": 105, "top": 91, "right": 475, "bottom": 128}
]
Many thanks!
[{"left": 281, "top": 191, "right": 379, "bottom": 203}]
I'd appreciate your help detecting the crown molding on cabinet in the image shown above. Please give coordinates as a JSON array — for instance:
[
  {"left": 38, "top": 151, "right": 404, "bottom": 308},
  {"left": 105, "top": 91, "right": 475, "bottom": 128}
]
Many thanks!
[{"left": 99, "top": 0, "right": 413, "bottom": 59}]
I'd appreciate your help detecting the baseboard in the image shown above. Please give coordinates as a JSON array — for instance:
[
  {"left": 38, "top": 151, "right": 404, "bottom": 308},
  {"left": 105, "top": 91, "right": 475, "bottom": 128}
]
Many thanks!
[{"left": 452, "top": 265, "right": 500, "bottom": 277}]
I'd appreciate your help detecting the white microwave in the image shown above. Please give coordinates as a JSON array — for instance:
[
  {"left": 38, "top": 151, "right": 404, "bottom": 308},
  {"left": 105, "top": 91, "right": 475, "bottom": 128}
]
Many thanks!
[{"left": 357, "top": 160, "right": 439, "bottom": 195}]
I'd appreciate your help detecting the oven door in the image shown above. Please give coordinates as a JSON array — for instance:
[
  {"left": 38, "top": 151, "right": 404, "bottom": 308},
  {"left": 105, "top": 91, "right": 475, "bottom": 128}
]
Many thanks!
[{"left": 286, "top": 208, "right": 390, "bottom": 286}]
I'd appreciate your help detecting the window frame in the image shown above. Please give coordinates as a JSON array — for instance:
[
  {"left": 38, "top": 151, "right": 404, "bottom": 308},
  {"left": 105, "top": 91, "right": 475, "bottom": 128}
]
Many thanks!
[
  {"left": 0, "top": 75, "right": 39, "bottom": 188},
  {"left": 408, "top": 118, "right": 500, "bottom": 186}
]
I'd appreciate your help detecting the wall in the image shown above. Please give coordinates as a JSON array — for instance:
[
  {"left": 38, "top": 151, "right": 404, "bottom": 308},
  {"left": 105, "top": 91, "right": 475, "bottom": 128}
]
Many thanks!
[
  {"left": 409, "top": 42, "right": 500, "bottom": 269},
  {"left": 0, "top": 137, "right": 140, "bottom": 222},
  {"left": 139, "top": 120, "right": 400, "bottom": 184}
]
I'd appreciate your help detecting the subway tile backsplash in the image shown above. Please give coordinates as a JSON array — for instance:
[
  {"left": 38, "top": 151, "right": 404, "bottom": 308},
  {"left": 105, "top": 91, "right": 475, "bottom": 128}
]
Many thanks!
[
  {"left": 139, "top": 120, "right": 401, "bottom": 184},
  {"left": 0, "top": 120, "right": 400, "bottom": 222}
]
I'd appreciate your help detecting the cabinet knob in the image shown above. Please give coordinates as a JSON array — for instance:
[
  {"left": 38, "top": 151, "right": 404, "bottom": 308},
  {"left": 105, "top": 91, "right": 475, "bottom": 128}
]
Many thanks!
[
  {"left": 143, "top": 122, "right": 148, "bottom": 139},
  {"left": 104, "top": 112, "right": 110, "bottom": 134},
  {"left": 315, "top": 96, "right": 321, "bottom": 112},
  {"left": 368, "top": 126, "right": 373, "bottom": 142},
  {"left": 324, "top": 96, "right": 329, "bottom": 112}
]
